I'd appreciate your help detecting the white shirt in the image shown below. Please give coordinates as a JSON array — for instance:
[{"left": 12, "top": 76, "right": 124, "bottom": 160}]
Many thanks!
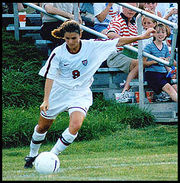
[
  {"left": 156, "top": 3, "right": 170, "bottom": 17},
  {"left": 39, "top": 39, "right": 119, "bottom": 90},
  {"left": 93, "top": 3, "right": 121, "bottom": 25}
]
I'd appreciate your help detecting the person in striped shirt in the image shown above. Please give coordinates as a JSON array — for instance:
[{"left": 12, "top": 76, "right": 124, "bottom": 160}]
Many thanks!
[
  {"left": 93, "top": 3, "right": 122, "bottom": 35},
  {"left": 106, "top": 3, "right": 140, "bottom": 102}
]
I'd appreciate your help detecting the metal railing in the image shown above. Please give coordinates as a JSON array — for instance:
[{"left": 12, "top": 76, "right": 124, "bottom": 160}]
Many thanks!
[{"left": 9, "top": 3, "right": 178, "bottom": 108}]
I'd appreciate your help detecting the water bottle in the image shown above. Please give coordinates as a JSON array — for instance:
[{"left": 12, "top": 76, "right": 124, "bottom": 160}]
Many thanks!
[{"left": 166, "top": 66, "right": 176, "bottom": 78}]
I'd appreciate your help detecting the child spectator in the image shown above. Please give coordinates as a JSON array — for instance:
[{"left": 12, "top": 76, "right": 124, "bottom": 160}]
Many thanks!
[
  {"left": 143, "top": 23, "right": 177, "bottom": 102},
  {"left": 141, "top": 15, "right": 157, "bottom": 49}
]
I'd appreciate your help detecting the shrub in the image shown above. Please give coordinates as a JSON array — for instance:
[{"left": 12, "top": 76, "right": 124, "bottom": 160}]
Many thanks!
[
  {"left": 2, "top": 27, "right": 46, "bottom": 107},
  {"left": 2, "top": 97, "right": 155, "bottom": 148}
]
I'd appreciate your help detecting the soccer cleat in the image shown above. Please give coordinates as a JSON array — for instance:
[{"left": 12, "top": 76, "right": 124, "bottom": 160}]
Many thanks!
[{"left": 24, "top": 155, "right": 38, "bottom": 169}]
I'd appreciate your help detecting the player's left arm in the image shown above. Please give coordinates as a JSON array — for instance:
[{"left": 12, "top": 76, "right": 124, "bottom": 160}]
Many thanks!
[{"left": 116, "top": 28, "right": 156, "bottom": 47}]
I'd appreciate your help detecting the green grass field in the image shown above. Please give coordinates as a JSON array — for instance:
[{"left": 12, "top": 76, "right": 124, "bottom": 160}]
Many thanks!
[{"left": 2, "top": 125, "right": 177, "bottom": 181}]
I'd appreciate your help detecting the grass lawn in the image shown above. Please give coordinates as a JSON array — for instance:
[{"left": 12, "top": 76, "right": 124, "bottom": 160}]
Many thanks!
[{"left": 2, "top": 125, "right": 177, "bottom": 181}]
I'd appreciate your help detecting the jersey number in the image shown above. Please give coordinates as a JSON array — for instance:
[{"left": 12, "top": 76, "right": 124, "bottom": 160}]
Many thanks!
[{"left": 72, "top": 70, "right": 80, "bottom": 79}]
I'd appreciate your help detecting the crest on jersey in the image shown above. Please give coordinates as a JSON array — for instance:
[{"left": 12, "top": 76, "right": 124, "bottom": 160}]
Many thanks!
[{"left": 82, "top": 59, "right": 88, "bottom": 66}]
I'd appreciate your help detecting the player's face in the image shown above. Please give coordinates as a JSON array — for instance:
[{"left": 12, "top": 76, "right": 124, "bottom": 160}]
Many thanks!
[{"left": 64, "top": 32, "right": 82, "bottom": 52}]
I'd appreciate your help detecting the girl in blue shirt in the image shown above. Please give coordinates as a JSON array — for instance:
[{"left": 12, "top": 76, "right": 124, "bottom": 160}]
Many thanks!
[{"left": 143, "top": 23, "right": 177, "bottom": 102}]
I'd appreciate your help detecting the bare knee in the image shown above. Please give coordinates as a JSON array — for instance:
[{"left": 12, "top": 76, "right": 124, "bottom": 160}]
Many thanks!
[
  {"left": 37, "top": 116, "right": 54, "bottom": 133},
  {"left": 69, "top": 112, "right": 85, "bottom": 134}
]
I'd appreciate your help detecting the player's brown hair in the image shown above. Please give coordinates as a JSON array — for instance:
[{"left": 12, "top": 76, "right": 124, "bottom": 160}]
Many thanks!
[{"left": 51, "top": 20, "right": 82, "bottom": 39}]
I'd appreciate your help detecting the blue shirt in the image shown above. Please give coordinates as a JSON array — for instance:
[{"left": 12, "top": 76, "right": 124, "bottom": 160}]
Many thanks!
[{"left": 144, "top": 41, "right": 170, "bottom": 73}]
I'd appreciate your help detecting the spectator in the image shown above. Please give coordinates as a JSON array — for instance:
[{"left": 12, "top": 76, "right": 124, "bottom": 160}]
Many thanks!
[
  {"left": 80, "top": 3, "right": 94, "bottom": 28},
  {"left": 40, "top": 3, "right": 82, "bottom": 45},
  {"left": 79, "top": 3, "right": 97, "bottom": 39},
  {"left": 163, "top": 3, "right": 178, "bottom": 47},
  {"left": 144, "top": 3, "right": 162, "bottom": 17},
  {"left": 143, "top": 23, "right": 177, "bottom": 102},
  {"left": 93, "top": 3, "right": 121, "bottom": 35},
  {"left": 106, "top": 3, "right": 139, "bottom": 102},
  {"left": 156, "top": 3, "right": 170, "bottom": 17},
  {"left": 141, "top": 14, "right": 157, "bottom": 49}
]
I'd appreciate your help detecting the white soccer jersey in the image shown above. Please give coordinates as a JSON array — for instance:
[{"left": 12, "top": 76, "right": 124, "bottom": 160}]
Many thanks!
[{"left": 39, "top": 38, "right": 119, "bottom": 90}]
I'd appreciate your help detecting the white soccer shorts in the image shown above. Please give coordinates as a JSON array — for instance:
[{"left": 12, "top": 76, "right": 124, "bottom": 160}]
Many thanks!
[{"left": 40, "top": 82, "right": 93, "bottom": 119}]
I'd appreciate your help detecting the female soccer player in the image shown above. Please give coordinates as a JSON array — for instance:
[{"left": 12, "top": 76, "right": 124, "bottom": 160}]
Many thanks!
[{"left": 24, "top": 20, "right": 155, "bottom": 168}]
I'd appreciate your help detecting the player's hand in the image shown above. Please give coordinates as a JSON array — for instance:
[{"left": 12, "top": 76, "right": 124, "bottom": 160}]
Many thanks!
[
  {"left": 142, "top": 28, "right": 156, "bottom": 39},
  {"left": 40, "top": 101, "right": 49, "bottom": 115}
]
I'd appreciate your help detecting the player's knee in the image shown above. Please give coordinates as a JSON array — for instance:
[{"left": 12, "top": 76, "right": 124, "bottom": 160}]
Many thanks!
[
  {"left": 70, "top": 120, "right": 83, "bottom": 133},
  {"left": 37, "top": 124, "right": 50, "bottom": 133}
]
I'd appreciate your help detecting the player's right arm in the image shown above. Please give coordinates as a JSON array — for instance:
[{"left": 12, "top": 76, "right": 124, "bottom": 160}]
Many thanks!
[{"left": 40, "top": 78, "right": 54, "bottom": 115}]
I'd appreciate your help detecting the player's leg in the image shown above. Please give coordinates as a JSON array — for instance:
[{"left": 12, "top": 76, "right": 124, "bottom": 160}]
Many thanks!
[
  {"left": 50, "top": 110, "right": 85, "bottom": 155},
  {"left": 24, "top": 116, "right": 54, "bottom": 168}
]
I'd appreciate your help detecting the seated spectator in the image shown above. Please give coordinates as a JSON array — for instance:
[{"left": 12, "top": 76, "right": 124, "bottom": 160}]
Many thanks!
[
  {"left": 80, "top": 3, "right": 94, "bottom": 28},
  {"left": 79, "top": 3, "right": 97, "bottom": 39},
  {"left": 163, "top": 3, "right": 178, "bottom": 47},
  {"left": 143, "top": 23, "right": 177, "bottom": 102},
  {"left": 156, "top": 3, "right": 170, "bottom": 17},
  {"left": 141, "top": 14, "right": 157, "bottom": 49},
  {"left": 106, "top": 3, "right": 139, "bottom": 102},
  {"left": 93, "top": 3, "right": 121, "bottom": 35},
  {"left": 144, "top": 3, "right": 162, "bottom": 17},
  {"left": 40, "top": 3, "right": 82, "bottom": 45}
]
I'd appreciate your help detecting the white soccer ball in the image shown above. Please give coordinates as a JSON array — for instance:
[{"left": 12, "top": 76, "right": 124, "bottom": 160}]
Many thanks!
[{"left": 34, "top": 152, "right": 60, "bottom": 174}]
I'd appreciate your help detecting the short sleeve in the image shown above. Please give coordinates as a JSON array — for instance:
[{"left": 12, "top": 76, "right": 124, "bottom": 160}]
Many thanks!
[{"left": 39, "top": 49, "right": 60, "bottom": 79}]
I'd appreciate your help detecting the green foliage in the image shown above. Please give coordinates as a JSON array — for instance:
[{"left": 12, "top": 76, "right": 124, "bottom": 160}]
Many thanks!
[
  {"left": 2, "top": 97, "right": 155, "bottom": 148},
  {"left": 2, "top": 27, "right": 46, "bottom": 107}
]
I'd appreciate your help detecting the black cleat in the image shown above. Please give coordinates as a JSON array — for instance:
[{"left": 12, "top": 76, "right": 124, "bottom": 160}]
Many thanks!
[{"left": 24, "top": 155, "right": 38, "bottom": 169}]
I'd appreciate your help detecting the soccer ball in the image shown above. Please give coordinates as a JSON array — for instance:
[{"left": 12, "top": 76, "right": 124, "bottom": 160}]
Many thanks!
[{"left": 34, "top": 152, "right": 60, "bottom": 174}]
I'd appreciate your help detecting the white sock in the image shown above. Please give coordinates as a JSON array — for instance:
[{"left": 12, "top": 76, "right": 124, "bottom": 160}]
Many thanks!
[
  {"left": 50, "top": 128, "right": 78, "bottom": 155},
  {"left": 29, "top": 125, "right": 47, "bottom": 157}
]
